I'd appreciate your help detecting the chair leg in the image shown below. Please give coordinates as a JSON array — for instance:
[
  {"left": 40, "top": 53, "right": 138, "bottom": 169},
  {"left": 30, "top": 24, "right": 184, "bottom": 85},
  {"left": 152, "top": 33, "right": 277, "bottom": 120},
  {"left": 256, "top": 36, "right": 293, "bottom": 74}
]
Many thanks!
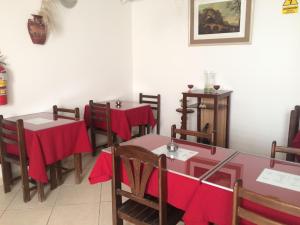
[
  {"left": 49, "top": 164, "right": 58, "bottom": 190},
  {"left": 112, "top": 133, "right": 117, "bottom": 145},
  {"left": 107, "top": 133, "right": 113, "bottom": 147},
  {"left": 21, "top": 176, "right": 31, "bottom": 203},
  {"left": 1, "top": 161, "right": 11, "bottom": 193},
  {"left": 112, "top": 216, "right": 123, "bottom": 225},
  {"left": 91, "top": 130, "right": 96, "bottom": 156},
  {"left": 56, "top": 161, "right": 63, "bottom": 185},
  {"left": 19, "top": 163, "right": 30, "bottom": 202},
  {"left": 138, "top": 125, "right": 142, "bottom": 137},
  {"left": 141, "top": 125, "right": 145, "bottom": 136},
  {"left": 146, "top": 124, "right": 151, "bottom": 134},
  {"left": 7, "top": 163, "right": 13, "bottom": 184},
  {"left": 79, "top": 154, "right": 83, "bottom": 174},
  {"left": 74, "top": 153, "right": 81, "bottom": 184},
  {"left": 37, "top": 182, "right": 45, "bottom": 202},
  {"left": 112, "top": 198, "right": 124, "bottom": 225}
]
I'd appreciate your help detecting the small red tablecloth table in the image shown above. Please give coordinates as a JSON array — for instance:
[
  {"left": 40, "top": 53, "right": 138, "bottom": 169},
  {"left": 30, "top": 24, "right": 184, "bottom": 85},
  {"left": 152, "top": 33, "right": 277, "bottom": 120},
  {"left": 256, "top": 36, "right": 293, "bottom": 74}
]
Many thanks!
[
  {"left": 184, "top": 152, "right": 300, "bottom": 225},
  {"left": 7, "top": 112, "right": 92, "bottom": 184},
  {"left": 88, "top": 134, "right": 236, "bottom": 225},
  {"left": 84, "top": 101, "right": 156, "bottom": 141}
]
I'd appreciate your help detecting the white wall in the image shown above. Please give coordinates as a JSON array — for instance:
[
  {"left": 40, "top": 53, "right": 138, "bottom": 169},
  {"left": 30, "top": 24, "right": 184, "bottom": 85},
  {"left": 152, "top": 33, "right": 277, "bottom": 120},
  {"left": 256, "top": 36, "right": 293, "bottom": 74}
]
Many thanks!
[
  {"left": 0, "top": 0, "right": 132, "bottom": 181},
  {"left": 0, "top": 0, "right": 299, "bottom": 184},
  {"left": 132, "top": 0, "right": 300, "bottom": 155},
  {"left": 0, "top": 0, "right": 132, "bottom": 117}
]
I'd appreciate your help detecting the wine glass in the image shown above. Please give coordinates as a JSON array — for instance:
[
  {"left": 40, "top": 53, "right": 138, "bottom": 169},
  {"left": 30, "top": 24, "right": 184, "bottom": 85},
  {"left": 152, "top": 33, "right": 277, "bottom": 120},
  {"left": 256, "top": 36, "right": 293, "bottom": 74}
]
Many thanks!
[{"left": 188, "top": 84, "right": 194, "bottom": 93}]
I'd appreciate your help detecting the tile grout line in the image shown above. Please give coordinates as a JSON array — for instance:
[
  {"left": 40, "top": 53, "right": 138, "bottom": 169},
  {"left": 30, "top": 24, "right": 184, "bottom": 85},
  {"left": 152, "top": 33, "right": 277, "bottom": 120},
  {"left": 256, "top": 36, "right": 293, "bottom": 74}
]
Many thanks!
[
  {"left": 2, "top": 187, "right": 21, "bottom": 213},
  {"left": 45, "top": 185, "right": 61, "bottom": 225},
  {"left": 98, "top": 183, "right": 103, "bottom": 225},
  {"left": 0, "top": 206, "right": 6, "bottom": 219}
]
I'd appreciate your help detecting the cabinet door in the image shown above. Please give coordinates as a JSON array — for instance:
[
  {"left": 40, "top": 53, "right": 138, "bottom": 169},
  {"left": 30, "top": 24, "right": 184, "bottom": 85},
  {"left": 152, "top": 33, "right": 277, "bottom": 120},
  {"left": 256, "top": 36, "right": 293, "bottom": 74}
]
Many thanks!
[{"left": 200, "top": 98, "right": 227, "bottom": 147}]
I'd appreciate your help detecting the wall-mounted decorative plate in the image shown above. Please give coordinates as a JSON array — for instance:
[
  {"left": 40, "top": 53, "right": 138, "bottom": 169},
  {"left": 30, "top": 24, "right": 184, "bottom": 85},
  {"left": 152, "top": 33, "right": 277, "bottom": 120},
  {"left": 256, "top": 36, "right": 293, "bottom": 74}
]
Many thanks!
[{"left": 59, "top": 0, "right": 78, "bottom": 8}]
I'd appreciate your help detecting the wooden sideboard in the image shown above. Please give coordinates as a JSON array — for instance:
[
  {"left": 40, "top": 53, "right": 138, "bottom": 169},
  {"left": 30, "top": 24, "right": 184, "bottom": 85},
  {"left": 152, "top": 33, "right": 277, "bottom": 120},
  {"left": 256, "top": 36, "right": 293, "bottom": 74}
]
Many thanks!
[
  {"left": 287, "top": 105, "right": 300, "bottom": 161},
  {"left": 180, "top": 89, "right": 232, "bottom": 148}
]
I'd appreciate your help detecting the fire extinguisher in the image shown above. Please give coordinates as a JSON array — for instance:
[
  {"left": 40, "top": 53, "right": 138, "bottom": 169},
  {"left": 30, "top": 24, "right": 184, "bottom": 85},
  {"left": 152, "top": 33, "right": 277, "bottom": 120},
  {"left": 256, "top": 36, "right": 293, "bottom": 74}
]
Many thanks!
[{"left": 0, "top": 64, "right": 7, "bottom": 105}]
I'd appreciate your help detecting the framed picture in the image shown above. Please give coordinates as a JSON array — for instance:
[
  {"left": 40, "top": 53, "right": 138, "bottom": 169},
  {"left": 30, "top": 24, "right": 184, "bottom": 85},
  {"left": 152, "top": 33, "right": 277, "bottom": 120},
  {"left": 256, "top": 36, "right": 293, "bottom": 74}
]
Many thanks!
[{"left": 189, "top": 0, "right": 252, "bottom": 45}]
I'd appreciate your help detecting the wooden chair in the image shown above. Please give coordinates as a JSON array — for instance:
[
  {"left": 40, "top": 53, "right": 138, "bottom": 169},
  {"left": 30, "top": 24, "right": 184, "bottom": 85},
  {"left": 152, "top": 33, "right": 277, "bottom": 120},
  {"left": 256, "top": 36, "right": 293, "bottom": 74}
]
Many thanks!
[
  {"left": 287, "top": 105, "right": 300, "bottom": 161},
  {"left": 232, "top": 179, "right": 300, "bottom": 225},
  {"left": 0, "top": 115, "right": 46, "bottom": 202},
  {"left": 171, "top": 124, "right": 214, "bottom": 145},
  {"left": 271, "top": 141, "right": 300, "bottom": 161},
  {"left": 52, "top": 105, "right": 82, "bottom": 184},
  {"left": 112, "top": 145, "right": 184, "bottom": 225},
  {"left": 53, "top": 105, "right": 80, "bottom": 120},
  {"left": 139, "top": 93, "right": 161, "bottom": 135},
  {"left": 89, "top": 100, "right": 114, "bottom": 156}
]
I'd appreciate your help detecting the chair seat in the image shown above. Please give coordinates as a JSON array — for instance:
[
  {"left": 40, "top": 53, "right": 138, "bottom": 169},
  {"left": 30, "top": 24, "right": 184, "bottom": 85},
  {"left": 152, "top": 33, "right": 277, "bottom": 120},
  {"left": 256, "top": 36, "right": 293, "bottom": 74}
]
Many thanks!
[
  {"left": 118, "top": 199, "right": 184, "bottom": 225},
  {"left": 4, "top": 153, "right": 28, "bottom": 165}
]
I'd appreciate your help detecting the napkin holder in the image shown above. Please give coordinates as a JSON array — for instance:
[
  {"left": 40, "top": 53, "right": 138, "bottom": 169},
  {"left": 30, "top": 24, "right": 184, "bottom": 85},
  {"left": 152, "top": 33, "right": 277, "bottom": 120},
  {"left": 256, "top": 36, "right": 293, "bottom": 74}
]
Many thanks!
[{"left": 116, "top": 99, "right": 122, "bottom": 108}]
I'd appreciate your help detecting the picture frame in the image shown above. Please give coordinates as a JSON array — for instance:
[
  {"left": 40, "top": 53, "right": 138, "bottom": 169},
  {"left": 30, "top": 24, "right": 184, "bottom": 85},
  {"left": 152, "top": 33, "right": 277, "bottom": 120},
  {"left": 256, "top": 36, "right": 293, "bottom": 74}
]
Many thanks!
[{"left": 189, "top": 0, "right": 252, "bottom": 45}]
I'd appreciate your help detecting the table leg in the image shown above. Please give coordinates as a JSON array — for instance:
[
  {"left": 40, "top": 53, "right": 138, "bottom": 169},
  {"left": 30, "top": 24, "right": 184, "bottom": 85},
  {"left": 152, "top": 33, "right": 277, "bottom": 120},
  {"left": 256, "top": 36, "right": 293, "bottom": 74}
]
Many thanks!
[
  {"left": 74, "top": 153, "right": 82, "bottom": 184},
  {"left": 225, "top": 95, "right": 231, "bottom": 148},
  {"left": 197, "top": 97, "right": 201, "bottom": 143},
  {"left": 146, "top": 124, "right": 150, "bottom": 134},
  {"left": 141, "top": 125, "right": 145, "bottom": 136},
  {"left": 49, "top": 164, "right": 58, "bottom": 190},
  {"left": 213, "top": 97, "right": 219, "bottom": 146},
  {"left": 138, "top": 125, "right": 142, "bottom": 136},
  {"left": 56, "top": 161, "right": 63, "bottom": 185}
]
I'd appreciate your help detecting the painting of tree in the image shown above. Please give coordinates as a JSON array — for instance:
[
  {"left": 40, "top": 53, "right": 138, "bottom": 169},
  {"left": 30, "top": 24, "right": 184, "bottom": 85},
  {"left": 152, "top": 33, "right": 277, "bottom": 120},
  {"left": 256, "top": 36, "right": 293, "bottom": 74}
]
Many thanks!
[
  {"left": 190, "top": 0, "right": 252, "bottom": 44},
  {"left": 198, "top": 0, "right": 241, "bottom": 35}
]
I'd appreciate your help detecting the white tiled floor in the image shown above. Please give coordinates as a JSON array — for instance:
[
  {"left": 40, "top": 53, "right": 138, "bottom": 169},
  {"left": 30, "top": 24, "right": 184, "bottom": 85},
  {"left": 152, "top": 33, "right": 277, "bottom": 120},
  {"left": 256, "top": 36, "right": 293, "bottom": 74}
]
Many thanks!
[{"left": 0, "top": 154, "right": 184, "bottom": 225}]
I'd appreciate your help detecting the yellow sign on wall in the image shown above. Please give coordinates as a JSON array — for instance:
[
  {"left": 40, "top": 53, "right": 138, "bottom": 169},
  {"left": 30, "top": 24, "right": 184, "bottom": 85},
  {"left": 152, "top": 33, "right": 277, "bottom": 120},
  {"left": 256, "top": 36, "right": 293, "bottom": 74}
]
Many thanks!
[{"left": 283, "top": 0, "right": 298, "bottom": 14}]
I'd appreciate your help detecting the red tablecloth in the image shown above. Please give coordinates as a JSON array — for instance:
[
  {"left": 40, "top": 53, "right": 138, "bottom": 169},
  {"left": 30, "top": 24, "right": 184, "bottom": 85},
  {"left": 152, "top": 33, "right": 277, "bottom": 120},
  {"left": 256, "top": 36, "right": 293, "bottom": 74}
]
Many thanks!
[
  {"left": 89, "top": 151, "right": 200, "bottom": 223},
  {"left": 183, "top": 183, "right": 300, "bottom": 225},
  {"left": 7, "top": 121, "right": 92, "bottom": 183},
  {"left": 89, "top": 151, "right": 300, "bottom": 225},
  {"left": 84, "top": 104, "right": 156, "bottom": 141}
]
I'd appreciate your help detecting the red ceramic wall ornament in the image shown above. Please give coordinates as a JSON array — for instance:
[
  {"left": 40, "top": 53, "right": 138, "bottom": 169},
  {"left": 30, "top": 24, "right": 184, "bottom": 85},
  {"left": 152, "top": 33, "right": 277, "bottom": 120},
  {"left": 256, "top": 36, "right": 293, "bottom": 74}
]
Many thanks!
[{"left": 27, "top": 14, "right": 47, "bottom": 45}]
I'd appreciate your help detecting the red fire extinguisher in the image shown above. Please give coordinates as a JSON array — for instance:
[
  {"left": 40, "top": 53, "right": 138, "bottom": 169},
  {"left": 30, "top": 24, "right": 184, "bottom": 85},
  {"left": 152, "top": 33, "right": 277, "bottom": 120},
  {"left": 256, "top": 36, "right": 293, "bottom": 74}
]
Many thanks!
[{"left": 0, "top": 64, "right": 7, "bottom": 105}]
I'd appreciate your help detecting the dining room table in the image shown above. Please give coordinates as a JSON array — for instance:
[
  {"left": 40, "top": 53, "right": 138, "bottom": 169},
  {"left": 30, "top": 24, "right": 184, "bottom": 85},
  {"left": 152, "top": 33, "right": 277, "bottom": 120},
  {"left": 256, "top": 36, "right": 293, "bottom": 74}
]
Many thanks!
[
  {"left": 183, "top": 152, "right": 300, "bottom": 225},
  {"left": 6, "top": 112, "right": 92, "bottom": 186},
  {"left": 88, "top": 134, "right": 237, "bottom": 223},
  {"left": 89, "top": 134, "right": 300, "bottom": 225},
  {"left": 84, "top": 100, "right": 156, "bottom": 141}
]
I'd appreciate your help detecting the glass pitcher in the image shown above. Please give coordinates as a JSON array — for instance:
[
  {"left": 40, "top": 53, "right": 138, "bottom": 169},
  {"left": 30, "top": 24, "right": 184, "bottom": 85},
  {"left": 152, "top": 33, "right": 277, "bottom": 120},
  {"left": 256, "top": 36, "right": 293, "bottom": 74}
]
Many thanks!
[{"left": 204, "top": 71, "right": 215, "bottom": 93}]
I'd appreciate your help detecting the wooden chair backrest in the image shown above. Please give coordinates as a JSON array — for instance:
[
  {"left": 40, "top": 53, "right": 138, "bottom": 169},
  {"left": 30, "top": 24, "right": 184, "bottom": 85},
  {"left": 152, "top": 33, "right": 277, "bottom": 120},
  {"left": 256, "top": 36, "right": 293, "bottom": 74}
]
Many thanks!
[
  {"left": 271, "top": 141, "right": 300, "bottom": 159},
  {"left": 112, "top": 145, "right": 167, "bottom": 225},
  {"left": 89, "top": 100, "right": 112, "bottom": 139},
  {"left": 232, "top": 179, "right": 300, "bottom": 225},
  {"left": 53, "top": 105, "right": 80, "bottom": 120},
  {"left": 288, "top": 105, "right": 300, "bottom": 147},
  {"left": 171, "top": 124, "right": 214, "bottom": 144},
  {"left": 139, "top": 93, "right": 161, "bottom": 134},
  {"left": 0, "top": 115, "right": 27, "bottom": 165}
]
